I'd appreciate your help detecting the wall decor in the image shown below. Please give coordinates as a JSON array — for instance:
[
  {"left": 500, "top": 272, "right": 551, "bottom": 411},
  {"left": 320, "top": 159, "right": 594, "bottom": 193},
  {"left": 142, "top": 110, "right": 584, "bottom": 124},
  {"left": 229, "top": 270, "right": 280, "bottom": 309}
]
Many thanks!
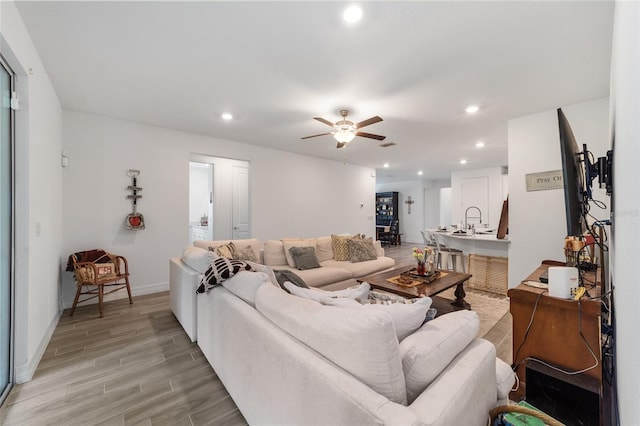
[
  {"left": 126, "top": 169, "right": 145, "bottom": 230},
  {"left": 525, "top": 170, "right": 563, "bottom": 191}
]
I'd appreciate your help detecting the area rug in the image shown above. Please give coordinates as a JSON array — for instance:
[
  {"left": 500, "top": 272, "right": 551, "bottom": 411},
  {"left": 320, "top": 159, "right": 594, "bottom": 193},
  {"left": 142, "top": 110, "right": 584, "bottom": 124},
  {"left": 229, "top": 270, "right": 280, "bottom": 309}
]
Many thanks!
[{"left": 437, "top": 287, "right": 509, "bottom": 337}]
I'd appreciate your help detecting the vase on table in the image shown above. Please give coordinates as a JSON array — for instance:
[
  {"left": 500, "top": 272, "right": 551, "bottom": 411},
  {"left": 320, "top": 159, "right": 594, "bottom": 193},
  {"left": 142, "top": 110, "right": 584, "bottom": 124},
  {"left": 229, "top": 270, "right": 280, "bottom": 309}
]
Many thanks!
[{"left": 416, "top": 261, "right": 426, "bottom": 276}]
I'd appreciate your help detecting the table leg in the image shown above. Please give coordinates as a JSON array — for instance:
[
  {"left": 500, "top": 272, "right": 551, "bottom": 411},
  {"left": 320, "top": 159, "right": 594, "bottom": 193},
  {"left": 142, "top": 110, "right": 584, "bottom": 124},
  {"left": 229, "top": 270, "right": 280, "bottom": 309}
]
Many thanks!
[{"left": 451, "top": 282, "right": 471, "bottom": 309}]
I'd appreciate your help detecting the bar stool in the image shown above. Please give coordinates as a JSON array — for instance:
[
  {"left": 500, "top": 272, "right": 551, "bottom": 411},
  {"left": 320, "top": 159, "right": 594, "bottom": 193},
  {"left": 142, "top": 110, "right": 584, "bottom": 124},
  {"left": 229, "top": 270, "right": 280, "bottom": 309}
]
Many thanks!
[{"left": 433, "top": 233, "right": 465, "bottom": 273}]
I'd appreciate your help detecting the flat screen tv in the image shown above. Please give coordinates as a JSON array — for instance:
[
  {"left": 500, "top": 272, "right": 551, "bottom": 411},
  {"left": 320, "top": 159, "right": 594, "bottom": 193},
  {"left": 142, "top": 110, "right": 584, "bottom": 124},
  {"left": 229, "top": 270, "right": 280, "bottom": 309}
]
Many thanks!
[{"left": 557, "top": 108, "right": 587, "bottom": 237}]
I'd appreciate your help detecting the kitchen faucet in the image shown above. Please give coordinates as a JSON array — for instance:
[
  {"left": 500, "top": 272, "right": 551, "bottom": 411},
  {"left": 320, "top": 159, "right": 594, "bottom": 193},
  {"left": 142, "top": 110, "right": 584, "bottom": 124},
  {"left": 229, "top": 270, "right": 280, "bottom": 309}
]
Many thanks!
[{"left": 464, "top": 206, "right": 482, "bottom": 229}]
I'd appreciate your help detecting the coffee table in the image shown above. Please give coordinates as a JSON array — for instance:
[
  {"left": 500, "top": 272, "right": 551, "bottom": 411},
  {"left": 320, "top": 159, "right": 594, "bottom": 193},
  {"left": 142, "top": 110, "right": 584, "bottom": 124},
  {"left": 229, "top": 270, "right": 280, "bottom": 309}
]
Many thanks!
[{"left": 358, "top": 266, "right": 472, "bottom": 310}]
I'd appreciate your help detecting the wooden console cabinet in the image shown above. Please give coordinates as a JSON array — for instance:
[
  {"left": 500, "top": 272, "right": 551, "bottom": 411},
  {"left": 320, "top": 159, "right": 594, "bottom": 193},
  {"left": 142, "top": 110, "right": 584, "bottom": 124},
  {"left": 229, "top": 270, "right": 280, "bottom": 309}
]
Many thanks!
[{"left": 509, "top": 262, "right": 603, "bottom": 416}]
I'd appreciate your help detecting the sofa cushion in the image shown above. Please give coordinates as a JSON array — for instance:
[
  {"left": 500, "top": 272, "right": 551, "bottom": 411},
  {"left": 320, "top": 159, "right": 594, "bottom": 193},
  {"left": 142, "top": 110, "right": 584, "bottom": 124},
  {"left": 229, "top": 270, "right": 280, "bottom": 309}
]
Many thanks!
[
  {"left": 399, "top": 310, "right": 480, "bottom": 403},
  {"left": 289, "top": 246, "right": 321, "bottom": 270},
  {"left": 282, "top": 239, "right": 316, "bottom": 267},
  {"left": 284, "top": 281, "right": 370, "bottom": 302},
  {"left": 323, "top": 297, "right": 433, "bottom": 341},
  {"left": 221, "top": 270, "right": 270, "bottom": 306},
  {"left": 347, "top": 238, "right": 378, "bottom": 263},
  {"left": 196, "top": 256, "right": 253, "bottom": 294},
  {"left": 315, "top": 236, "right": 334, "bottom": 262},
  {"left": 321, "top": 256, "right": 395, "bottom": 278},
  {"left": 274, "top": 265, "right": 353, "bottom": 288},
  {"left": 255, "top": 284, "right": 407, "bottom": 404},
  {"left": 181, "top": 246, "right": 212, "bottom": 274},
  {"left": 263, "top": 240, "right": 288, "bottom": 266}
]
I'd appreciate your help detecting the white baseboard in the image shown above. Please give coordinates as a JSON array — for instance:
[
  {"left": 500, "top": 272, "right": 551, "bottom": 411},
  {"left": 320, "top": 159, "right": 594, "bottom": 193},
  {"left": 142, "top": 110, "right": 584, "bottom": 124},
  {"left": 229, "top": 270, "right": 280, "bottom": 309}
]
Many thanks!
[
  {"left": 15, "top": 310, "right": 62, "bottom": 384},
  {"left": 62, "top": 281, "right": 169, "bottom": 309}
]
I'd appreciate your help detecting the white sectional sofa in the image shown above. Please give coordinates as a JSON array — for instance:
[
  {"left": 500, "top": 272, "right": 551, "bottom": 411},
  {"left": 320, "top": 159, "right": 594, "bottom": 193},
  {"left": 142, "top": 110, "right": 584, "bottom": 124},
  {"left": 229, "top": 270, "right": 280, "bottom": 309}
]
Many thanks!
[
  {"left": 169, "top": 236, "right": 395, "bottom": 341},
  {"left": 195, "top": 270, "right": 515, "bottom": 425}
]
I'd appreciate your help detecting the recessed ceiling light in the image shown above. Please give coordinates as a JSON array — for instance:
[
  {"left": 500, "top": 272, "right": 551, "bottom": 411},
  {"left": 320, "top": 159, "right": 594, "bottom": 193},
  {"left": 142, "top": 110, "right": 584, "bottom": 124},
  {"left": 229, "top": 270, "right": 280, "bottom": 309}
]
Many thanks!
[
  {"left": 418, "top": 171, "right": 423, "bottom": 176},
  {"left": 476, "top": 141, "right": 485, "bottom": 148},
  {"left": 221, "top": 113, "right": 233, "bottom": 121},
  {"left": 343, "top": 5, "right": 363, "bottom": 23},
  {"left": 460, "top": 159, "right": 468, "bottom": 165},
  {"left": 465, "top": 105, "right": 479, "bottom": 114},
  {"left": 383, "top": 163, "right": 389, "bottom": 168}
]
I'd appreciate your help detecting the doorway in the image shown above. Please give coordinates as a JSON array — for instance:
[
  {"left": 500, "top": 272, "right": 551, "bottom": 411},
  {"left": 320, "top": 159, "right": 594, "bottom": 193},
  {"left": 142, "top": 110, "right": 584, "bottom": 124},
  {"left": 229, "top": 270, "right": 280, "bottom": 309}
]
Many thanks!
[{"left": 189, "top": 155, "right": 250, "bottom": 242}]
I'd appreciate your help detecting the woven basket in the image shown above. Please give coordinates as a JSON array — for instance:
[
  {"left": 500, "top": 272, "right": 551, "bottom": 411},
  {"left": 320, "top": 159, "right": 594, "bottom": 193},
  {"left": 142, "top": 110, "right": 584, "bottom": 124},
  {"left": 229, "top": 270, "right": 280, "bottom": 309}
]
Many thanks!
[{"left": 466, "top": 254, "right": 508, "bottom": 296}]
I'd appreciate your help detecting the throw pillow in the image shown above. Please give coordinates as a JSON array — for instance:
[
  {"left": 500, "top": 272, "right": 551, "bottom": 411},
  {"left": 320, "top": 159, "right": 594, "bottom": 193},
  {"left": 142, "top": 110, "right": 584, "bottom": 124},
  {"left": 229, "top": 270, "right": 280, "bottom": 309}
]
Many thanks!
[
  {"left": 323, "top": 297, "right": 433, "bottom": 341},
  {"left": 289, "top": 246, "right": 321, "bottom": 270},
  {"left": 232, "top": 245, "right": 258, "bottom": 263},
  {"left": 284, "top": 281, "right": 370, "bottom": 302},
  {"left": 347, "top": 237, "right": 378, "bottom": 263},
  {"left": 196, "top": 256, "right": 253, "bottom": 293},
  {"left": 331, "top": 234, "right": 353, "bottom": 261},
  {"left": 208, "top": 241, "right": 236, "bottom": 259},
  {"left": 399, "top": 310, "right": 480, "bottom": 403},
  {"left": 274, "top": 269, "right": 309, "bottom": 291},
  {"left": 282, "top": 239, "right": 315, "bottom": 267}
]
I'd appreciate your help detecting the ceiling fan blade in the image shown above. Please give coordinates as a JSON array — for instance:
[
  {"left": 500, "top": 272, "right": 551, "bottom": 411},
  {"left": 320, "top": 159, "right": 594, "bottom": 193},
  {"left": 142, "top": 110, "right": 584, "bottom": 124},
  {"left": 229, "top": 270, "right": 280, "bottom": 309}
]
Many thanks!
[
  {"left": 336, "top": 142, "right": 346, "bottom": 149},
  {"left": 355, "top": 116, "right": 383, "bottom": 129},
  {"left": 356, "top": 131, "right": 386, "bottom": 141},
  {"left": 313, "top": 117, "right": 335, "bottom": 127},
  {"left": 301, "top": 132, "right": 332, "bottom": 140}
]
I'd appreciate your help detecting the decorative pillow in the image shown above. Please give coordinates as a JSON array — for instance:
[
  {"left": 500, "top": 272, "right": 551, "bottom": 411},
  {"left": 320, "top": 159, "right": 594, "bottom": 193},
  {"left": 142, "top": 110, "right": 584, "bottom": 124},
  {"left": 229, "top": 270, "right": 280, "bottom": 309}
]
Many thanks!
[
  {"left": 221, "top": 271, "right": 271, "bottom": 306},
  {"left": 399, "top": 310, "right": 480, "bottom": 403},
  {"left": 274, "top": 270, "right": 309, "bottom": 291},
  {"left": 323, "top": 297, "right": 433, "bottom": 341},
  {"left": 282, "top": 239, "right": 315, "bottom": 267},
  {"left": 196, "top": 256, "right": 253, "bottom": 293},
  {"left": 208, "top": 242, "right": 236, "bottom": 259},
  {"left": 181, "top": 246, "right": 212, "bottom": 273},
  {"left": 315, "top": 236, "right": 334, "bottom": 262},
  {"left": 284, "top": 281, "right": 370, "bottom": 302},
  {"left": 331, "top": 234, "right": 353, "bottom": 261},
  {"left": 347, "top": 237, "right": 378, "bottom": 263},
  {"left": 289, "top": 246, "right": 321, "bottom": 270},
  {"left": 233, "top": 245, "right": 258, "bottom": 263}
]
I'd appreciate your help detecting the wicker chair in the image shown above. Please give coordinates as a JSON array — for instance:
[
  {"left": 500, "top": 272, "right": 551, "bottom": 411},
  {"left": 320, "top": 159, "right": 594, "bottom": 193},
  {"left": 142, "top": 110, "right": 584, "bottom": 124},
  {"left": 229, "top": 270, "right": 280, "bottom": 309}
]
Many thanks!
[{"left": 66, "top": 249, "right": 132, "bottom": 318}]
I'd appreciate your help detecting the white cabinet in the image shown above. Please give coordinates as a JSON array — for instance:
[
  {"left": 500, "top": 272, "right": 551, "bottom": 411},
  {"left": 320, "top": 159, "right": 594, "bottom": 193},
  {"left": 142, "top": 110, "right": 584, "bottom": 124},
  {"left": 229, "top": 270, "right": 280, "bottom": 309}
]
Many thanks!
[{"left": 189, "top": 225, "right": 209, "bottom": 244}]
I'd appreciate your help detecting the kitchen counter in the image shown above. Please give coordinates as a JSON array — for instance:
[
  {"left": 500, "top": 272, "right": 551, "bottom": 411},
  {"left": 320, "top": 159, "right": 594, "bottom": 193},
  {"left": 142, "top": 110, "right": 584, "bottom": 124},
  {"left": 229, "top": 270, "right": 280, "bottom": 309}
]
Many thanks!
[{"left": 428, "top": 229, "right": 509, "bottom": 258}]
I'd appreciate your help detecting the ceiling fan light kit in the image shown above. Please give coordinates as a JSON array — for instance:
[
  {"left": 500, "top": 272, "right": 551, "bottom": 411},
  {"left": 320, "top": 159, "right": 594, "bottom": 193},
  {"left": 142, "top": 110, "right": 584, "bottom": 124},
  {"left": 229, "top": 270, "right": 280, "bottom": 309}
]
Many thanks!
[{"left": 302, "top": 109, "right": 386, "bottom": 148}]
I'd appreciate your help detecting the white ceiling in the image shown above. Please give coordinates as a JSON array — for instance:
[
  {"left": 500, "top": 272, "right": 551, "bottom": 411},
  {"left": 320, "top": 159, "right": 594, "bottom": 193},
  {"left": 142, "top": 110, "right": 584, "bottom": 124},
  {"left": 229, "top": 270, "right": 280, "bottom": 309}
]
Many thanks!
[{"left": 15, "top": 1, "right": 614, "bottom": 182}]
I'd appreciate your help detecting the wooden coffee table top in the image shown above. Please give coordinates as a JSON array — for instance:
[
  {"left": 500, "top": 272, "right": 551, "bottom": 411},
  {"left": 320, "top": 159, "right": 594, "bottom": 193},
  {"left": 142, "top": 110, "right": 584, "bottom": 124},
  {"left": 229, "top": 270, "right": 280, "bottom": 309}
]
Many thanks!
[{"left": 359, "top": 266, "right": 472, "bottom": 299}]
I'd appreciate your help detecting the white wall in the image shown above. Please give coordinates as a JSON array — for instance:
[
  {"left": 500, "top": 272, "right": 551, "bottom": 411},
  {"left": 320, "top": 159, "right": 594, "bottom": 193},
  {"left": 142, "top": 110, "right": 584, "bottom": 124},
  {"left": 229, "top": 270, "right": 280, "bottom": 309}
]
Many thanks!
[
  {"left": 450, "top": 167, "right": 506, "bottom": 229},
  {"left": 507, "top": 98, "right": 610, "bottom": 288},
  {"left": 610, "top": 1, "right": 640, "bottom": 423},
  {"left": 1, "top": 1, "right": 64, "bottom": 382},
  {"left": 61, "top": 111, "right": 376, "bottom": 306}
]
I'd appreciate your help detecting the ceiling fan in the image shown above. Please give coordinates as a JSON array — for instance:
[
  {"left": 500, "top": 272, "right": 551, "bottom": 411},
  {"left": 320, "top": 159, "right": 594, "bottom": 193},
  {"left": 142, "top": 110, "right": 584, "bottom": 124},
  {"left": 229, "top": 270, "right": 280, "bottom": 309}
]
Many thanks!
[{"left": 301, "top": 109, "right": 386, "bottom": 149}]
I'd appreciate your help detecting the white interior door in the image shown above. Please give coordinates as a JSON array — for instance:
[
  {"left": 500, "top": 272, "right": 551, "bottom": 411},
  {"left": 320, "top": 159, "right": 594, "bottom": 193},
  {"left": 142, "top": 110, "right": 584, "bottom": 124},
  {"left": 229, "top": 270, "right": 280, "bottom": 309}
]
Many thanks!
[{"left": 232, "top": 165, "right": 250, "bottom": 239}]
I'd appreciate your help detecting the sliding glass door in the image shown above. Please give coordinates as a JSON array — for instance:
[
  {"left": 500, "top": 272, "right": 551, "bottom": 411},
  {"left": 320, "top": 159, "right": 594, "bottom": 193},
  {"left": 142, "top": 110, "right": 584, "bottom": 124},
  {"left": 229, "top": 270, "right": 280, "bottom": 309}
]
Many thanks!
[{"left": 0, "top": 56, "right": 14, "bottom": 403}]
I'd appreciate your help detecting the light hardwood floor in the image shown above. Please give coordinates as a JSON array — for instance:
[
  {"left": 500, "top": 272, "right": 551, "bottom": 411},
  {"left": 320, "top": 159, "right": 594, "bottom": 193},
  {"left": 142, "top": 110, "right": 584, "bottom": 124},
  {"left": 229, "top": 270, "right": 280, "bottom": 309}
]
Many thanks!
[{"left": 0, "top": 243, "right": 512, "bottom": 425}]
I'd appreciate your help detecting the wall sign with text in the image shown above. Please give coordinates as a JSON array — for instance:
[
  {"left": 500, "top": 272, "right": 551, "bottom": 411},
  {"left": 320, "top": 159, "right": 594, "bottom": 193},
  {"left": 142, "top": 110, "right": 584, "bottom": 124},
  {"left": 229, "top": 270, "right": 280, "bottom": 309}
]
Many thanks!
[{"left": 525, "top": 170, "right": 564, "bottom": 191}]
